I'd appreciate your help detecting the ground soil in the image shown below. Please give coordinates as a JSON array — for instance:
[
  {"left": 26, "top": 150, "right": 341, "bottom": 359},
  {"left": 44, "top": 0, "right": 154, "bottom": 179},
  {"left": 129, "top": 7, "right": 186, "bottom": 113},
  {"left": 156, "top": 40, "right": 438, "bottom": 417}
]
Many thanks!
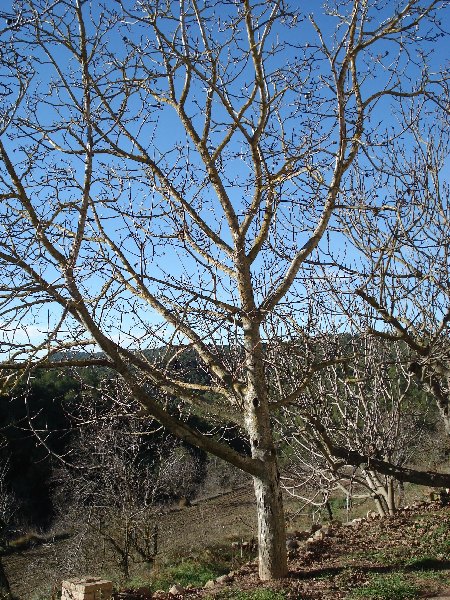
[
  {"left": 179, "top": 500, "right": 450, "bottom": 600},
  {"left": 3, "top": 488, "right": 450, "bottom": 599},
  {"left": 157, "top": 486, "right": 258, "bottom": 557},
  {"left": 119, "top": 499, "right": 450, "bottom": 600}
]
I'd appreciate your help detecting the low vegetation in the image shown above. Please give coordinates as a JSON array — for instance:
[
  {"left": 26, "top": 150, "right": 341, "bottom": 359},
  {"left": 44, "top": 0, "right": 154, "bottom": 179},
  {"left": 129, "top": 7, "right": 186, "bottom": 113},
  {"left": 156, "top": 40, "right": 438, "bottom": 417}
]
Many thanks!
[
  {"left": 347, "top": 573, "right": 419, "bottom": 600},
  {"left": 150, "top": 549, "right": 231, "bottom": 591},
  {"left": 207, "top": 591, "right": 288, "bottom": 600}
]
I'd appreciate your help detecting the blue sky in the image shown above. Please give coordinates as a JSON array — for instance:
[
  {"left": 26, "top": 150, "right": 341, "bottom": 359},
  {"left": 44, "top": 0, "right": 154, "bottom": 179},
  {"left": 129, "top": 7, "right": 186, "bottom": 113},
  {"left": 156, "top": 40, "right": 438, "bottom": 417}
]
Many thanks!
[{"left": 0, "top": 1, "right": 449, "bottom": 358}]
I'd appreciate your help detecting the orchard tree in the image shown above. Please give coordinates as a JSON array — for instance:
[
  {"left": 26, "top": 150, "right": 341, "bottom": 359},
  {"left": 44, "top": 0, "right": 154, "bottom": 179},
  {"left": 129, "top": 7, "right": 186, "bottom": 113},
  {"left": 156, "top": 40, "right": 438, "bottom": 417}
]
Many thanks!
[
  {"left": 53, "top": 390, "right": 189, "bottom": 581},
  {"left": 322, "top": 93, "right": 450, "bottom": 434},
  {"left": 279, "top": 336, "right": 436, "bottom": 517},
  {"left": 0, "top": 0, "right": 448, "bottom": 579}
]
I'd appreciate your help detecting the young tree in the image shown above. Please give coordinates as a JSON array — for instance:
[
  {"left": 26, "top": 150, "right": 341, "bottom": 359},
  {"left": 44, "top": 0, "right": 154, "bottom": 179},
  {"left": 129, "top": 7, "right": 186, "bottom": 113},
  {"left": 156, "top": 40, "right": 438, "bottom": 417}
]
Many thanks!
[
  {"left": 53, "top": 395, "right": 177, "bottom": 582},
  {"left": 0, "top": 0, "right": 448, "bottom": 578},
  {"left": 0, "top": 457, "right": 15, "bottom": 599}
]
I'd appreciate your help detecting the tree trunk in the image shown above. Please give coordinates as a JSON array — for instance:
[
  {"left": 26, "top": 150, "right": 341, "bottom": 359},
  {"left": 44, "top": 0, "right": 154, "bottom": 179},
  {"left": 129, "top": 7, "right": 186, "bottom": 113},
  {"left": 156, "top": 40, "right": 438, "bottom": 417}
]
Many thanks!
[
  {"left": 253, "top": 459, "right": 288, "bottom": 580},
  {"left": 246, "top": 400, "right": 288, "bottom": 580},
  {"left": 364, "top": 470, "right": 388, "bottom": 517},
  {"left": 242, "top": 317, "right": 288, "bottom": 580},
  {"left": 386, "top": 477, "right": 396, "bottom": 515}
]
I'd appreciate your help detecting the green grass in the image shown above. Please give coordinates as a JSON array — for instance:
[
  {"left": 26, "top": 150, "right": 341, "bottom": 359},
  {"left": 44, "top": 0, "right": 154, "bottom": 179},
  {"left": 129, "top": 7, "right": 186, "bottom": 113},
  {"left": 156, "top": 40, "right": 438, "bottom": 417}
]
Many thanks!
[
  {"left": 347, "top": 549, "right": 395, "bottom": 566},
  {"left": 147, "top": 542, "right": 258, "bottom": 591},
  {"left": 150, "top": 559, "right": 222, "bottom": 590},
  {"left": 411, "top": 516, "right": 450, "bottom": 558},
  {"left": 413, "top": 568, "right": 450, "bottom": 583},
  {"left": 149, "top": 546, "right": 234, "bottom": 591},
  {"left": 122, "top": 574, "right": 153, "bottom": 589},
  {"left": 347, "top": 573, "right": 419, "bottom": 600},
  {"left": 29, "top": 590, "right": 58, "bottom": 600}
]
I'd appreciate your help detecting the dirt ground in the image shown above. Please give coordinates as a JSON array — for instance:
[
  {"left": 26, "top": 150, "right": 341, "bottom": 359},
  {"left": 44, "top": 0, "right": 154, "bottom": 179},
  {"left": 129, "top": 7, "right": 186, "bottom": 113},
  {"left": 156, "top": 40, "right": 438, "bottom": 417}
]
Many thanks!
[
  {"left": 157, "top": 486, "right": 258, "bottom": 556},
  {"left": 3, "top": 489, "right": 449, "bottom": 600},
  {"left": 181, "top": 500, "right": 450, "bottom": 600}
]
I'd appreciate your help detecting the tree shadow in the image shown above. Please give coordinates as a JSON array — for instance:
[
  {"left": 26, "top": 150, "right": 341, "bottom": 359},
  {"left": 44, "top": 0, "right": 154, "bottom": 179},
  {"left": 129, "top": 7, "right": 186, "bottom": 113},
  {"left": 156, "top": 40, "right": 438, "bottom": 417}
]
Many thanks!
[
  {"left": 289, "top": 558, "right": 450, "bottom": 581},
  {"left": 404, "top": 558, "right": 450, "bottom": 572},
  {"left": 289, "top": 564, "right": 392, "bottom": 580}
]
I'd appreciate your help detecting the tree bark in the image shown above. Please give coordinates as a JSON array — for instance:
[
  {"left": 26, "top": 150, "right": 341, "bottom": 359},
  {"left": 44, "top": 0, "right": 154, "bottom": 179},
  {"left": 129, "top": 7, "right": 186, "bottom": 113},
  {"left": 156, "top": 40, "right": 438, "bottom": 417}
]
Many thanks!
[
  {"left": 364, "top": 470, "right": 388, "bottom": 517},
  {"left": 243, "top": 317, "right": 288, "bottom": 580},
  {"left": 253, "top": 463, "right": 287, "bottom": 580},
  {"left": 387, "top": 477, "right": 396, "bottom": 516}
]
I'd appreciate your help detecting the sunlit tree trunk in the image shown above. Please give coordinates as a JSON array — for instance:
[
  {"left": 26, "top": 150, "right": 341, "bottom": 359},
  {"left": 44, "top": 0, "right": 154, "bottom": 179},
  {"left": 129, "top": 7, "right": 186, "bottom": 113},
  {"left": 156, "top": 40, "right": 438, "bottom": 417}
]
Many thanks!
[{"left": 243, "top": 318, "right": 288, "bottom": 579}]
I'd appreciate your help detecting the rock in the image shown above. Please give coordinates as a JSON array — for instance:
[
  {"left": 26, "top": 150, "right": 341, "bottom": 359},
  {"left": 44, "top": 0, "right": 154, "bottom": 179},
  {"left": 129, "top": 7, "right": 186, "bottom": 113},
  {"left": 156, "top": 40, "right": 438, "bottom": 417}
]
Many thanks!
[
  {"left": 313, "top": 529, "right": 324, "bottom": 541},
  {"left": 321, "top": 525, "right": 332, "bottom": 536},
  {"left": 135, "top": 587, "right": 152, "bottom": 595},
  {"left": 216, "top": 574, "right": 232, "bottom": 584},
  {"left": 310, "top": 523, "right": 322, "bottom": 533},
  {"left": 343, "top": 517, "right": 364, "bottom": 526},
  {"left": 152, "top": 592, "right": 166, "bottom": 599},
  {"left": 305, "top": 536, "right": 315, "bottom": 545},
  {"left": 178, "top": 497, "right": 191, "bottom": 508},
  {"left": 286, "top": 538, "right": 299, "bottom": 550},
  {"left": 204, "top": 580, "right": 216, "bottom": 589},
  {"left": 169, "top": 584, "right": 185, "bottom": 595}
]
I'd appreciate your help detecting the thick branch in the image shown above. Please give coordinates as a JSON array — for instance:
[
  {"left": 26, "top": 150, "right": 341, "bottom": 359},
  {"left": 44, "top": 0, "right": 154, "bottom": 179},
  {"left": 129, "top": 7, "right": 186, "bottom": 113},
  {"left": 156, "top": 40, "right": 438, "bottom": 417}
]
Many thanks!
[{"left": 331, "top": 444, "right": 450, "bottom": 488}]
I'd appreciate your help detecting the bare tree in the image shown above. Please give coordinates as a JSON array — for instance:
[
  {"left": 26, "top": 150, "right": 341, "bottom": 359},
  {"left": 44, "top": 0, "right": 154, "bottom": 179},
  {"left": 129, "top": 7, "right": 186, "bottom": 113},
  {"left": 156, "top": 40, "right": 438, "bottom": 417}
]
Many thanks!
[
  {"left": 0, "top": 457, "right": 16, "bottom": 533},
  {"left": 279, "top": 336, "right": 436, "bottom": 517},
  {"left": 0, "top": 0, "right": 448, "bottom": 579},
  {"left": 322, "top": 95, "right": 450, "bottom": 434},
  {"left": 53, "top": 393, "right": 164, "bottom": 581}
]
